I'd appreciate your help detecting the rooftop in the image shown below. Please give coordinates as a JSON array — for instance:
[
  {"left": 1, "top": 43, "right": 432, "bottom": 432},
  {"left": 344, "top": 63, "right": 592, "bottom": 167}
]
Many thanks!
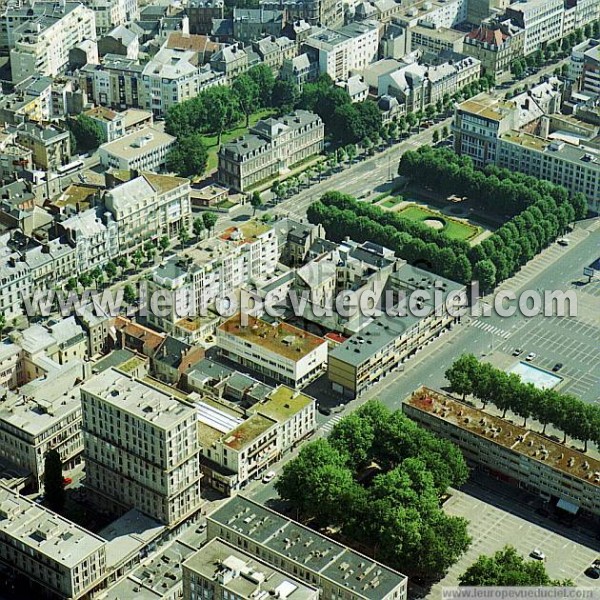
[
  {"left": 184, "top": 538, "right": 319, "bottom": 599},
  {"left": 256, "top": 386, "right": 315, "bottom": 422},
  {"left": 218, "top": 314, "right": 327, "bottom": 361},
  {"left": 208, "top": 496, "right": 407, "bottom": 600},
  {"left": 407, "top": 388, "right": 600, "bottom": 488},
  {"left": 219, "top": 220, "right": 272, "bottom": 244},
  {"left": 81, "top": 368, "right": 195, "bottom": 430},
  {"left": 99, "top": 127, "right": 175, "bottom": 160},
  {"left": 458, "top": 95, "right": 515, "bottom": 122},
  {"left": 223, "top": 413, "right": 276, "bottom": 450},
  {"left": 0, "top": 485, "right": 105, "bottom": 568}
]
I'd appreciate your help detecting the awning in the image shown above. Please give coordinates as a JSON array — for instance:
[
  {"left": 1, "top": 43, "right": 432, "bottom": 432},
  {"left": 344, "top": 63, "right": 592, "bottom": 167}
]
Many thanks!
[{"left": 557, "top": 498, "right": 580, "bottom": 515}]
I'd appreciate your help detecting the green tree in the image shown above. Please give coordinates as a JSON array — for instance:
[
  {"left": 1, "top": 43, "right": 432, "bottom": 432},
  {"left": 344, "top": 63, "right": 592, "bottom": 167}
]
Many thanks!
[
  {"left": 105, "top": 261, "right": 117, "bottom": 281},
  {"left": 406, "top": 112, "right": 417, "bottom": 130},
  {"left": 272, "top": 79, "right": 300, "bottom": 113},
  {"left": 179, "top": 227, "right": 190, "bottom": 247},
  {"left": 425, "top": 104, "right": 436, "bottom": 120},
  {"left": 166, "top": 134, "right": 208, "bottom": 177},
  {"left": 247, "top": 63, "right": 276, "bottom": 107},
  {"left": 250, "top": 190, "right": 263, "bottom": 214},
  {"left": 329, "top": 413, "right": 375, "bottom": 470},
  {"left": 442, "top": 125, "right": 449, "bottom": 138},
  {"left": 69, "top": 115, "right": 106, "bottom": 153},
  {"left": 569, "top": 192, "right": 587, "bottom": 220},
  {"left": 123, "top": 283, "right": 136, "bottom": 306},
  {"left": 460, "top": 546, "right": 572, "bottom": 587},
  {"left": 44, "top": 449, "right": 65, "bottom": 512},
  {"left": 204, "top": 86, "right": 240, "bottom": 146},
  {"left": 132, "top": 249, "right": 144, "bottom": 270},
  {"left": 473, "top": 259, "right": 497, "bottom": 293},
  {"left": 159, "top": 235, "right": 170, "bottom": 254},
  {"left": 192, "top": 217, "right": 205, "bottom": 240},
  {"left": 233, "top": 74, "right": 259, "bottom": 127},
  {"left": 79, "top": 273, "right": 92, "bottom": 288},
  {"left": 65, "top": 278, "right": 77, "bottom": 292},
  {"left": 445, "top": 354, "right": 480, "bottom": 400},
  {"left": 432, "top": 130, "right": 440, "bottom": 144},
  {"left": 202, "top": 211, "right": 218, "bottom": 232},
  {"left": 511, "top": 60, "right": 524, "bottom": 79}
]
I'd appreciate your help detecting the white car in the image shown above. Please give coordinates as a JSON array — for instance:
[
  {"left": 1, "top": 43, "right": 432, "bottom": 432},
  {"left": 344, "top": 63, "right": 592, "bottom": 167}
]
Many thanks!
[
  {"left": 530, "top": 549, "right": 545, "bottom": 561},
  {"left": 525, "top": 352, "right": 536, "bottom": 362},
  {"left": 262, "top": 470, "right": 276, "bottom": 484}
]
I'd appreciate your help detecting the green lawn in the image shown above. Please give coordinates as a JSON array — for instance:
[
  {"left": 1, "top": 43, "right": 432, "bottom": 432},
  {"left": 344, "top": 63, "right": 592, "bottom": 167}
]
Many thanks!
[
  {"left": 380, "top": 197, "right": 402, "bottom": 209},
  {"left": 397, "top": 204, "right": 480, "bottom": 241},
  {"left": 203, "top": 109, "right": 277, "bottom": 173}
]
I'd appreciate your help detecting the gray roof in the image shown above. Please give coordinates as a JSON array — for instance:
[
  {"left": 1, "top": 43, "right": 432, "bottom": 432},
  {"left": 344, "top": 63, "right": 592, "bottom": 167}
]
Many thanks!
[{"left": 105, "top": 24, "right": 138, "bottom": 46}]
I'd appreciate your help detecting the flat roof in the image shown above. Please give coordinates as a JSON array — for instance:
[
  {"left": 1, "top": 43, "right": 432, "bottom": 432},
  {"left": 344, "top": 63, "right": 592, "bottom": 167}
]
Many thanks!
[
  {"left": 0, "top": 485, "right": 105, "bottom": 568},
  {"left": 256, "top": 386, "right": 315, "bottom": 422},
  {"left": 223, "top": 413, "right": 276, "bottom": 450},
  {"left": 208, "top": 496, "right": 407, "bottom": 600},
  {"left": 458, "top": 94, "right": 515, "bottom": 122},
  {"left": 99, "top": 127, "right": 175, "bottom": 160},
  {"left": 219, "top": 220, "right": 272, "bottom": 244},
  {"left": 407, "top": 388, "right": 600, "bottom": 489},
  {"left": 81, "top": 368, "right": 195, "bottom": 431},
  {"left": 218, "top": 314, "right": 326, "bottom": 361},
  {"left": 184, "top": 538, "right": 319, "bottom": 599}
]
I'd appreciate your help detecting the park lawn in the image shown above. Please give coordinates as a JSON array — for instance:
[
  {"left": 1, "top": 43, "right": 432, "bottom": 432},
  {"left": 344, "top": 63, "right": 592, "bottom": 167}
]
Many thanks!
[
  {"left": 397, "top": 204, "right": 480, "bottom": 241},
  {"left": 203, "top": 109, "right": 277, "bottom": 172},
  {"left": 380, "top": 197, "right": 402, "bottom": 209}
]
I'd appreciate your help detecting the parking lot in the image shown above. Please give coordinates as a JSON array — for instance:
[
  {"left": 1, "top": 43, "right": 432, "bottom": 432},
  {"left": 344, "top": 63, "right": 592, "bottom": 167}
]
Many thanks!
[{"left": 426, "top": 479, "right": 600, "bottom": 598}]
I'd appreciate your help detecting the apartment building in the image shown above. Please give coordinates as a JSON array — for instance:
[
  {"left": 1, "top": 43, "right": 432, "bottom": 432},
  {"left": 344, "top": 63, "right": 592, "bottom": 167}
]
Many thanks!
[
  {"left": 141, "top": 47, "right": 225, "bottom": 117},
  {"left": 404, "top": 387, "right": 600, "bottom": 520},
  {"left": 0, "top": 360, "right": 85, "bottom": 489},
  {"left": 581, "top": 39, "right": 600, "bottom": 96},
  {"left": 104, "top": 172, "right": 191, "bottom": 254},
  {"left": 80, "top": 56, "right": 145, "bottom": 109},
  {"left": 232, "top": 8, "right": 286, "bottom": 43},
  {"left": 14, "top": 123, "right": 71, "bottom": 171},
  {"left": 187, "top": 0, "right": 225, "bottom": 34},
  {"left": 88, "top": 0, "right": 139, "bottom": 34},
  {"left": 408, "top": 24, "right": 464, "bottom": 55},
  {"left": 210, "top": 45, "right": 250, "bottom": 82},
  {"left": 281, "top": 53, "right": 319, "bottom": 89},
  {"left": 184, "top": 538, "right": 320, "bottom": 600},
  {"left": 393, "top": 0, "right": 468, "bottom": 30},
  {"left": 193, "top": 380, "right": 315, "bottom": 493},
  {"left": 98, "top": 24, "right": 139, "bottom": 59},
  {"left": 146, "top": 220, "right": 278, "bottom": 338},
  {"left": 207, "top": 495, "right": 408, "bottom": 600},
  {"left": 59, "top": 208, "right": 119, "bottom": 274},
  {"left": 274, "top": 218, "right": 326, "bottom": 268},
  {"left": 217, "top": 313, "right": 328, "bottom": 388},
  {"left": 0, "top": 248, "right": 31, "bottom": 320},
  {"left": 99, "top": 126, "right": 175, "bottom": 172},
  {"left": 0, "top": 486, "right": 107, "bottom": 599},
  {"left": 253, "top": 35, "right": 296, "bottom": 72},
  {"left": 505, "top": 0, "right": 563, "bottom": 57},
  {"left": 463, "top": 21, "right": 524, "bottom": 76},
  {"left": 9, "top": 3, "right": 96, "bottom": 83},
  {"left": 218, "top": 110, "right": 324, "bottom": 192},
  {"left": 262, "top": 0, "right": 343, "bottom": 28},
  {"left": 305, "top": 21, "right": 379, "bottom": 81},
  {"left": 83, "top": 106, "right": 125, "bottom": 142},
  {"left": 328, "top": 263, "right": 465, "bottom": 398},
  {"left": 452, "top": 81, "right": 561, "bottom": 167},
  {"left": 81, "top": 368, "right": 202, "bottom": 526},
  {"left": 497, "top": 134, "right": 599, "bottom": 213}
]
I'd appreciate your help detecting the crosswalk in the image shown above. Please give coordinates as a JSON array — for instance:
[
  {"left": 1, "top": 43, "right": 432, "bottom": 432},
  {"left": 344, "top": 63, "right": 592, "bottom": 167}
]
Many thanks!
[
  {"left": 320, "top": 414, "right": 343, "bottom": 435},
  {"left": 470, "top": 319, "right": 511, "bottom": 339}
]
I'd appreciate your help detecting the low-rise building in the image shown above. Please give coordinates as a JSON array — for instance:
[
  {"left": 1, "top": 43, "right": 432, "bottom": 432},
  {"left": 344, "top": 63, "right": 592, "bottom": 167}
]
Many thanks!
[
  {"left": 210, "top": 44, "right": 250, "bottom": 81},
  {"left": 231, "top": 7, "right": 286, "bottom": 43},
  {"left": 252, "top": 35, "right": 296, "bottom": 72},
  {"left": 404, "top": 387, "right": 600, "bottom": 520},
  {"left": 81, "top": 368, "right": 202, "bottom": 526},
  {"left": 0, "top": 486, "right": 107, "bottom": 599},
  {"left": 393, "top": 0, "right": 468, "bottom": 30},
  {"left": 99, "top": 127, "right": 176, "bottom": 172},
  {"left": 14, "top": 123, "right": 71, "bottom": 171},
  {"left": 98, "top": 24, "right": 139, "bottom": 59},
  {"left": 183, "top": 538, "right": 320, "bottom": 600},
  {"left": 328, "top": 263, "right": 465, "bottom": 398},
  {"left": 84, "top": 106, "right": 125, "bottom": 142},
  {"left": 281, "top": 53, "right": 319, "bottom": 89},
  {"left": 207, "top": 495, "right": 409, "bottom": 600},
  {"left": 217, "top": 313, "right": 328, "bottom": 388},
  {"left": 218, "top": 110, "right": 324, "bottom": 192}
]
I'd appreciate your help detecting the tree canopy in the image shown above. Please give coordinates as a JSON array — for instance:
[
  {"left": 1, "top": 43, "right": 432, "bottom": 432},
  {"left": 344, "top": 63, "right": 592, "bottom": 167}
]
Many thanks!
[
  {"left": 69, "top": 115, "right": 106, "bottom": 153},
  {"left": 166, "top": 134, "right": 208, "bottom": 177}
]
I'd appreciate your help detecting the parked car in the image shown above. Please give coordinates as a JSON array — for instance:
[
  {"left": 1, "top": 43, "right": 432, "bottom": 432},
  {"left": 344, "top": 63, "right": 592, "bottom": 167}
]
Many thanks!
[
  {"left": 525, "top": 352, "right": 537, "bottom": 362},
  {"left": 530, "top": 548, "right": 545, "bottom": 561},
  {"left": 512, "top": 348, "right": 523, "bottom": 356},
  {"left": 34, "top": 495, "right": 45, "bottom": 504},
  {"left": 318, "top": 405, "right": 332, "bottom": 416},
  {"left": 557, "top": 238, "right": 569, "bottom": 246},
  {"left": 552, "top": 363, "right": 563, "bottom": 372},
  {"left": 584, "top": 566, "right": 600, "bottom": 579},
  {"left": 63, "top": 477, "right": 73, "bottom": 485},
  {"left": 262, "top": 471, "right": 276, "bottom": 484}
]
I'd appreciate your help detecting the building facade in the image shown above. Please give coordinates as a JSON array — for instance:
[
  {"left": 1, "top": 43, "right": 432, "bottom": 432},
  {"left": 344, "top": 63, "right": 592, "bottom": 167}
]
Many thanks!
[
  {"left": 505, "top": 0, "right": 563, "bottom": 57},
  {"left": 81, "top": 368, "right": 202, "bottom": 526},
  {"left": 218, "top": 110, "right": 324, "bottom": 191}
]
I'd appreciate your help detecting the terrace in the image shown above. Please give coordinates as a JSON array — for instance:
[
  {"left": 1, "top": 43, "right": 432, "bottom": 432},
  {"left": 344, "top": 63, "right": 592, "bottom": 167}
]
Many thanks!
[
  {"left": 223, "top": 413, "right": 276, "bottom": 451},
  {"left": 257, "top": 386, "right": 314, "bottom": 422}
]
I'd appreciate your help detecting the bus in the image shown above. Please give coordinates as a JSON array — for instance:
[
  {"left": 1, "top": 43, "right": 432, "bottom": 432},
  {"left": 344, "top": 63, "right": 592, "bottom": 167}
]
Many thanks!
[{"left": 56, "top": 159, "right": 84, "bottom": 175}]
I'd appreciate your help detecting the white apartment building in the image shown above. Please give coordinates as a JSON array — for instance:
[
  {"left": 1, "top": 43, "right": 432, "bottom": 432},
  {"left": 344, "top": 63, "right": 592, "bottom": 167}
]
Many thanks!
[
  {"left": 81, "top": 368, "right": 202, "bottom": 526},
  {"left": 505, "top": 0, "right": 563, "bottom": 56},
  {"left": 497, "top": 134, "right": 599, "bottom": 213},
  {"left": 0, "top": 246, "right": 31, "bottom": 320},
  {"left": 0, "top": 360, "right": 86, "bottom": 489},
  {"left": 146, "top": 221, "right": 279, "bottom": 337},
  {"left": 0, "top": 486, "right": 107, "bottom": 599},
  {"left": 88, "top": 0, "right": 139, "bottom": 34},
  {"left": 99, "top": 127, "right": 176, "bottom": 172},
  {"left": 103, "top": 172, "right": 191, "bottom": 254},
  {"left": 217, "top": 314, "right": 328, "bottom": 389},
  {"left": 195, "top": 384, "right": 316, "bottom": 494},
  {"left": 60, "top": 208, "right": 119, "bottom": 274},
  {"left": 569, "top": 39, "right": 597, "bottom": 84},
  {"left": 393, "top": 0, "right": 468, "bottom": 30},
  {"left": 183, "top": 539, "right": 320, "bottom": 600},
  {"left": 9, "top": 3, "right": 96, "bottom": 83},
  {"left": 141, "top": 47, "right": 225, "bottom": 117},
  {"left": 305, "top": 20, "right": 380, "bottom": 81}
]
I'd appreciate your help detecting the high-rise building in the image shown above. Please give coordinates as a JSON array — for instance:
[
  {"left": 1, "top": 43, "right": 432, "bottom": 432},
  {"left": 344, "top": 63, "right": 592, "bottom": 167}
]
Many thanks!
[
  {"left": 81, "top": 368, "right": 202, "bottom": 526},
  {"left": 505, "top": 0, "right": 563, "bottom": 56}
]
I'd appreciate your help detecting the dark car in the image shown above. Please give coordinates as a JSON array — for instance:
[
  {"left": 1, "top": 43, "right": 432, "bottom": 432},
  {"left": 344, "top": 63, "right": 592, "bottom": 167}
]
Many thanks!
[
  {"left": 584, "top": 567, "right": 600, "bottom": 580},
  {"left": 552, "top": 363, "right": 563, "bottom": 372},
  {"left": 318, "top": 405, "right": 332, "bottom": 416}
]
